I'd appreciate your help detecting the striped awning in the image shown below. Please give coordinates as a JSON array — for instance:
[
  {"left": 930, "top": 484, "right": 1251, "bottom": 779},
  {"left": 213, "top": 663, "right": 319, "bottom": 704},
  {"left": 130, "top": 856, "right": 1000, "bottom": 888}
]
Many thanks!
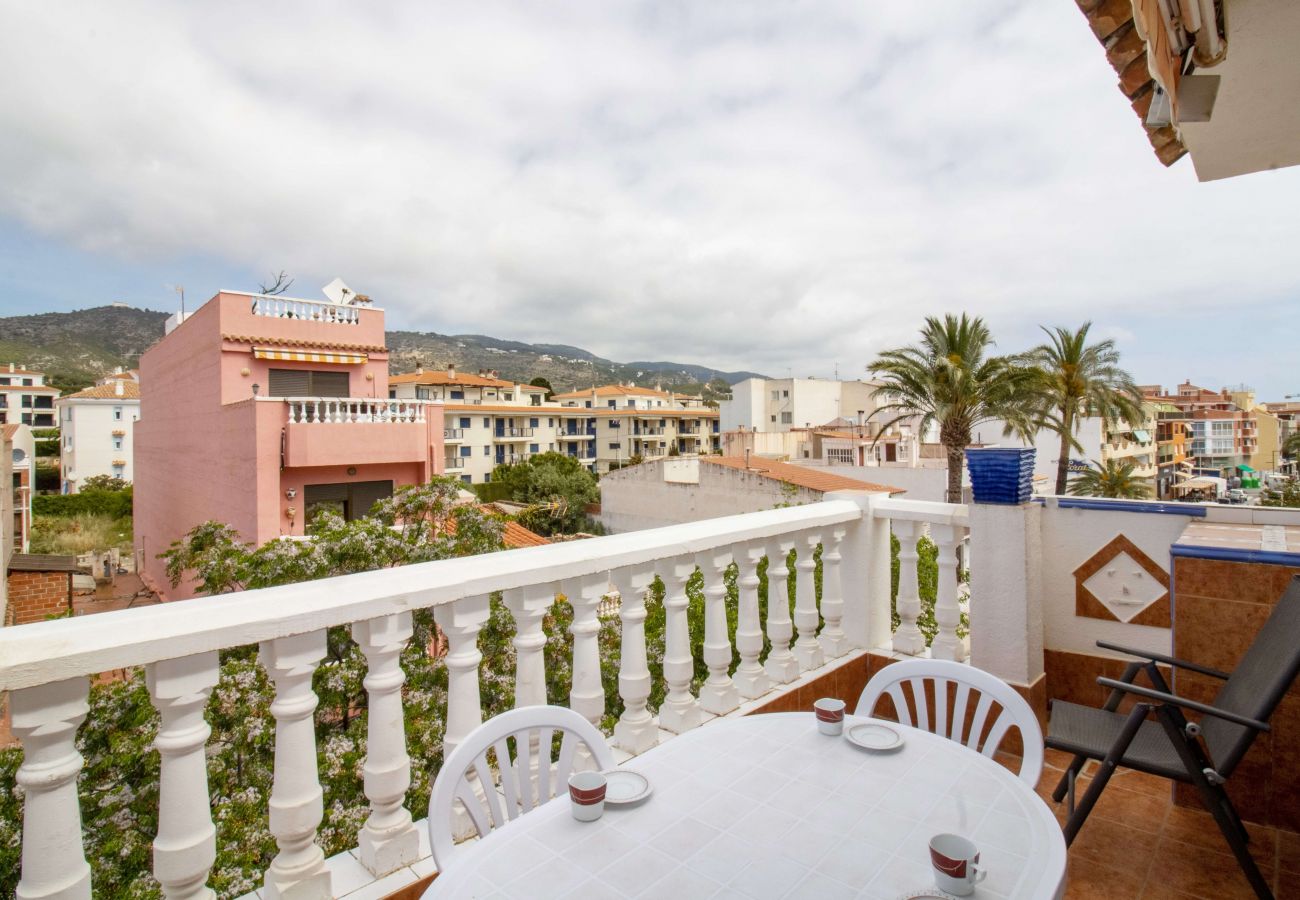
[{"left": 253, "top": 347, "right": 367, "bottom": 365}]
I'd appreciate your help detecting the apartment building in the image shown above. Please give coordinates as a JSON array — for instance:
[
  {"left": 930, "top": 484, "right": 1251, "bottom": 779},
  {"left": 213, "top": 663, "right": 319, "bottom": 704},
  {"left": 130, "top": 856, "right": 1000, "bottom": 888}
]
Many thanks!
[
  {"left": 1262, "top": 401, "right": 1300, "bottom": 477},
  {"left": 1151, "top": 402, "right": 1190, "bottom": 499},
  {"left": 55, "top": 373, "right": 141, "bottom": 492},
  {"left": 0, "top": 364, "right": 59, "bottom": 428},
  {"left": 3, "top": 423, "right": 34, "bottom": 554},
  {"left": 388, "top": 366, "right": 548, "bottom": 406},
  {"left": 721, "top": 377, "right": 879, "bottom": 433},
  {"left": 1099, "top": 404, "right": 1158, "bottom": 483},
  {"left": 552, "top": 385, "right": 721, "bottom": 474},
  {"left": 1141, "top": 382, "right": 1259, "bottom": 480},
  {"left": 135, "top": 289, "right": 445, "bottom": 600}
]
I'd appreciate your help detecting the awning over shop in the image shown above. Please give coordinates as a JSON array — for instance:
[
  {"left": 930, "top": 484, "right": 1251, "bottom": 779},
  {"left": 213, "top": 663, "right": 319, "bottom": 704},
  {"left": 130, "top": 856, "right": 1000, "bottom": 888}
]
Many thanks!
[
  {"left": 253, "top": 347, "right": 367, "bottom": 365},
  {"left": 1132, "top": 429, "right": 1151, "bottom": 443},
  {"left": 1237, "top": 464, "right": 1256, "bottom": 472}
]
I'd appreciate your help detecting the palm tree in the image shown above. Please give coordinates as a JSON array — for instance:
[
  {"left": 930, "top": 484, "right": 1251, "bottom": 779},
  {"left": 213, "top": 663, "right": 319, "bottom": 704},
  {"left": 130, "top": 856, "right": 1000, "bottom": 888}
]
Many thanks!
[
  {"left": 869, "top": 314, "right": 1040, "bottom": 503},
  {"left": 1025, "top": 323, "right": 1143, "bottom": 495},
  {"left": 1068, "top": 459, "right": 1150, "bottom": 499}
]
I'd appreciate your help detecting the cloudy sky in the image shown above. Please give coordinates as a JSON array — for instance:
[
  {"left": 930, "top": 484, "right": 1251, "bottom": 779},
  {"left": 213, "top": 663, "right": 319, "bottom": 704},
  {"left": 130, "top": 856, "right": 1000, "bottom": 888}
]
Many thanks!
[{"left": 1, "top": 1, "right": 1297, "bottom": 396}]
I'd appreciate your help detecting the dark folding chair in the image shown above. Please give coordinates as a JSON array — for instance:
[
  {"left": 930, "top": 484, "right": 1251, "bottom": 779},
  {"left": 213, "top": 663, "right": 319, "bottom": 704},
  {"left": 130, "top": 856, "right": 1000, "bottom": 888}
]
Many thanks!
[{"left": 1046, "top": 574, "right": 1300, "bottom": 900}]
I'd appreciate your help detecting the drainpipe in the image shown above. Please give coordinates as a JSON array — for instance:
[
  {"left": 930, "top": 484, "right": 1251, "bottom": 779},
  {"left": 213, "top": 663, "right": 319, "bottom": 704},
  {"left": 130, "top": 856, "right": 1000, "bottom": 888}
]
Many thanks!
[{"left": 1179, "top": 0, "right": 1226, "bottom": 66}]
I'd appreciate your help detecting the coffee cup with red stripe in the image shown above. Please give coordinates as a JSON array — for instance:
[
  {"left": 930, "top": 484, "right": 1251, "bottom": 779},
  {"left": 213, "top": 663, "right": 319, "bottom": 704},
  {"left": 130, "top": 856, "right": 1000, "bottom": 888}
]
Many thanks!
[
  {"left": 814, "top": 697, "right": 846, "bottom": 735},
  {"left": 568, "top": 771, "right": 607, "bottom": 821}
]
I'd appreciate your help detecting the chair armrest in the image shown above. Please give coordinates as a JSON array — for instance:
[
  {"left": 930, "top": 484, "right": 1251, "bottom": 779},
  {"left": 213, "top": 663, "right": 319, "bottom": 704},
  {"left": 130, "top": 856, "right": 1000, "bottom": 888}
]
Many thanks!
[
  {"left": 1095, "top": 677, "right": 1270, "bottom": 731},
  {"left": 1095, "top": 640, "right": 1231, "bottom": 680}
]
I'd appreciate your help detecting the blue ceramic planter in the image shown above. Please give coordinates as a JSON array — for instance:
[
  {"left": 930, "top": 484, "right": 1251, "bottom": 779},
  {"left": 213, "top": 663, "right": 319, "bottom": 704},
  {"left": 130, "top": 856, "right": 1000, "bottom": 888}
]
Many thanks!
[{"left": 965, "top": 447, "right": 1035, "bottom": 505}]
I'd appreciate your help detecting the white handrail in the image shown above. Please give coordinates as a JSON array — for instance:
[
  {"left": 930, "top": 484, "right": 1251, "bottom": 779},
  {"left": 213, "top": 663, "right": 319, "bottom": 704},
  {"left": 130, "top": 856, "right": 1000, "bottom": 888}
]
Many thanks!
[
  {"left": 0, "top": 500, "right": 865, "bottom": 691},
  {"left": 249, "top": 295, "right": 363, "bottom": 323},
  {"left": 284, "top": 398, "right": 431, "bottom": 424}
]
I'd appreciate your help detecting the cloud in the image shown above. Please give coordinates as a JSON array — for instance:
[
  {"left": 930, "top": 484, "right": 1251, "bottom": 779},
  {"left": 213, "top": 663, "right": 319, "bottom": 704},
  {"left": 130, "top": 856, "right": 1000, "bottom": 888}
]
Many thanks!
[{"left": 1, "top": 0, "right": 1298, "bottom": 389}]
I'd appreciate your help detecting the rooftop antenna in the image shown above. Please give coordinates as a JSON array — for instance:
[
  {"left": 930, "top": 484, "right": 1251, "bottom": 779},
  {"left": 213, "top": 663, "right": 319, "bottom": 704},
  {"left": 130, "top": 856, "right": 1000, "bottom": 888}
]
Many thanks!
[{"left": 166, "top": 284, "right": 185, "bottom": 316}]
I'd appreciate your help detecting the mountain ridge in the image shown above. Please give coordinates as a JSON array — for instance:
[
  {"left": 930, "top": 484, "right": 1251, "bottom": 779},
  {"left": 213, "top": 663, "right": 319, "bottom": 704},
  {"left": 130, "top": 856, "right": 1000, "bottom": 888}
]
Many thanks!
[{"left": 0, "top": 305, "right": 764, "bottom": 396}]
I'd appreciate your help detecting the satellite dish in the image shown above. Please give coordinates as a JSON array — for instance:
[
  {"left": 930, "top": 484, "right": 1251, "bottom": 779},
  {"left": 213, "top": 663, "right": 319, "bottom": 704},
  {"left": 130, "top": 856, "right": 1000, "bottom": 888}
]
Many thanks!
[{"left": 322, "top": 277, "right": 354, "bottom": 305}]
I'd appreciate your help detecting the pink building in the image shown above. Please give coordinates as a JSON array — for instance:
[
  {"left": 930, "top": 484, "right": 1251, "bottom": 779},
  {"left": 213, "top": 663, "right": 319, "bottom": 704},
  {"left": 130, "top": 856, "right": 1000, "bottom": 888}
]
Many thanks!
[{"left": 135, "top": 291, "right": 444, "bottom": 599}]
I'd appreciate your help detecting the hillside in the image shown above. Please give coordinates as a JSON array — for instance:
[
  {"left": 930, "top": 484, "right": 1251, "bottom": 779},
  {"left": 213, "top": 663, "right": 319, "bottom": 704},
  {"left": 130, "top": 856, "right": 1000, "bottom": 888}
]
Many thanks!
[{"left": 0, "top": 305, "right": 763, "bottom": 396}]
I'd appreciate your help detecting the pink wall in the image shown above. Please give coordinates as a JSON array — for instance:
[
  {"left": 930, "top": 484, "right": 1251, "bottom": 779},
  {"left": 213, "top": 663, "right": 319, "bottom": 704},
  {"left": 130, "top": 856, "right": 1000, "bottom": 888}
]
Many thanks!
[{"left": 136, "top": 292, "right": 445, "bottom": 601}]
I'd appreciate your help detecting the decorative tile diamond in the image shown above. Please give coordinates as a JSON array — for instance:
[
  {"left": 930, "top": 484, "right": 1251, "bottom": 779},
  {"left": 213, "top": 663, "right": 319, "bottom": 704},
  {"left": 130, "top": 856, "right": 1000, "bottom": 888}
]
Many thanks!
[{"left": 1081, "top": 550, "right": 1168, "bottom": 623}]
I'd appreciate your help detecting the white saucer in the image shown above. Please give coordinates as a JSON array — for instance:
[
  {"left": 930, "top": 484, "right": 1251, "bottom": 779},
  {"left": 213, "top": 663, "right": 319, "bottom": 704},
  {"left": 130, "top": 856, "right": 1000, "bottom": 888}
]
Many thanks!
[
  {"left": 845, "top": 722, "right": 905, "bottom": 752},
  {"left": 602, "top": 770, "right": 653, "bottom": 806},
  {"left": 896, "top": 889, "right": 959, "bottom": 899}
]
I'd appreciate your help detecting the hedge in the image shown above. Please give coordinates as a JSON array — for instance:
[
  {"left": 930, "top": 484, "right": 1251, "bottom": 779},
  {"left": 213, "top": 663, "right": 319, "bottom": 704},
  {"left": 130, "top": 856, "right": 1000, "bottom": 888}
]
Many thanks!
[{"left": 32, "top": 488, "right": 133, "bottom": 519}]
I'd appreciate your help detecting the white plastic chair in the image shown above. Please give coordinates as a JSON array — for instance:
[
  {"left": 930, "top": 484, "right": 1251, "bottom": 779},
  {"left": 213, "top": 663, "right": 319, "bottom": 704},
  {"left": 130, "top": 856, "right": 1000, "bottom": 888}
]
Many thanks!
[
  {"left": 854, "top": 658, "right": 1044, "bottom": 786},
  {"left": 427, "top": 705, "right": 616, "bottom": 871}
]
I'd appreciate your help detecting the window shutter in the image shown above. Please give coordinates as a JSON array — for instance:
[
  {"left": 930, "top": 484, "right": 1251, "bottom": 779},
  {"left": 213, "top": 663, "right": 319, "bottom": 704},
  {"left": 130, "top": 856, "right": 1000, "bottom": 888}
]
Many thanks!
[
  {"left": 310, "top": 371, "right": 351, "bottom": 397},
  {"left": 269, "top": 369, "right": 310, "bottom": 397}
]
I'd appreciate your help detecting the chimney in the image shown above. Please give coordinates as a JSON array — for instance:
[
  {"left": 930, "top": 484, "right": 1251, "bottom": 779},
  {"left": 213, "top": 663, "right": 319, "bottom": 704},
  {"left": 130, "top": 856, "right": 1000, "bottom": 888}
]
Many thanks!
[
  {"left": 8, "top": 363, "right": 13, "bottom": 373},
  {"left": 114, "top": 366, "right": 123, "bottom": 375},
  {"left": 447, "top": 364, "right": 456, "bottom": 379},
  {"left": 416, "top": 366, "right": 424, "bottom": 375},
  {"left": 744, "top": 448, "right": 751, "bottom": 469},
  {"left": 114, "top": 379, "right": 124, "bottom": 397}
]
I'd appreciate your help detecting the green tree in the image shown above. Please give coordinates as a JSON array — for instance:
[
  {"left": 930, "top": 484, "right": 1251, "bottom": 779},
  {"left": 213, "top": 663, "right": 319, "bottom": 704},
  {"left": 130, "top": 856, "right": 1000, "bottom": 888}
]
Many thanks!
[
  {"left": 1260, "top": 481, "right": 1300, "bottom": 508},
  {"left": 81, "top": 473, "right": 132, "bottom": 492},
  {"left": 869, "top": 314, "right": 1039, "bottom": 503},
  {"left": 528, "top": 377, "right": 554, "bottom": 400},
  {"left": 1024, "top": 322, "right": 1142, "bottom": 495},
  {"left": 1068, "top": 459, "right": 1151, "bottom": 499},
  {"left": 1283, "top": 432, "right": 1300, "bottom": 460},
  {"left": 491, "top": 452, "right": 600, "bottom": 535}
]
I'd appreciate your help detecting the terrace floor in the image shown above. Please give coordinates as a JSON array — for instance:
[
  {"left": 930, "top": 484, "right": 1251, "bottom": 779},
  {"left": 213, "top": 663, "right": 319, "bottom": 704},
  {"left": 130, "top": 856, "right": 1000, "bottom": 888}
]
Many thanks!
[{"left": 1014, "top": 747, "right": 1300, "bottom": 899}]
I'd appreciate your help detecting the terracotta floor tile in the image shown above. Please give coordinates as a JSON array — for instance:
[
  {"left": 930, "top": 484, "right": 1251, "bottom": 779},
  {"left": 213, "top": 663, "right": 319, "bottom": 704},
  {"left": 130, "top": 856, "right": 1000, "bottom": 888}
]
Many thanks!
[
  {"left": 1160, "top": 805, "right": 1277, "bottom": 867},
  {"left": 1280, "top": 829, "right": 1300, "bottom": 875},
  {"left": 1111, "top": 768, "right": 1176, "bottom": 800},
  {"left": 1064, "top": 857, "right": 1144, "bottom": 900},
  {"left": 1145, "top": 836, "right": 1274, "bottom": 900},
  {"left": 1044, "top": 747, "right": 1081, "bottom": 771},
  {"left": 1068, "top": 816, "right": 1160, "bottom": 872},
  {"left": 1074, "top": 778, "right": 1172, "bottom": 829},
  {"left": 1139, "top": 884, "right": 1210, "bottom": 900},
  {"left": 1276, "top": 867, "right": 1300, "bottom": 900}
]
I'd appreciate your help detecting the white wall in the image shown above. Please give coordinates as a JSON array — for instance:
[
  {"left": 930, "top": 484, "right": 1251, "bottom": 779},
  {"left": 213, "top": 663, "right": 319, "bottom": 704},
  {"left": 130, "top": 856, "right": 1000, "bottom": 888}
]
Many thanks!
[
  {"left": 60, "top": 399, "right": 140, "bottom": 491},
  {"left": 720, "top": 378, "right": 764, "bottom": 432},
  {"left": 974, "top": 418, "right": 1105, "bottom": 485}
]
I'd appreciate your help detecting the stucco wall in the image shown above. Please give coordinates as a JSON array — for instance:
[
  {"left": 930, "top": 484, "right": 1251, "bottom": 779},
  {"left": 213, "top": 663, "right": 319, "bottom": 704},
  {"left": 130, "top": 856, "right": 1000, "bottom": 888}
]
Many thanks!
[
  {"left": 822, "top": 464, "right": 951, "bottom": 503},
  {"left": 598, "top": 461, "right": 822, "bottom": 533}
]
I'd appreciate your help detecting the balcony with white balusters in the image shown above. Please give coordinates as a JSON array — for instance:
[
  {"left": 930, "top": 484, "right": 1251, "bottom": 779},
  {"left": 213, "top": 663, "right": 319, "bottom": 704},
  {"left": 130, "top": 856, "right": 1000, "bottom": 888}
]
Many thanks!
[{"left": 278, "top": 398, "right": 442, "bottom": 469}]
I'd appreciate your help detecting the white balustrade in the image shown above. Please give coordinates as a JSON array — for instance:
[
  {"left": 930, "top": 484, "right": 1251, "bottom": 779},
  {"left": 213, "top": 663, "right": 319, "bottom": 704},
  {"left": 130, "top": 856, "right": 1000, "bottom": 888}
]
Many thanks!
[
  {"left": 892, "top": 520, "right": 927, "bottom": 655},
  {"left": 696, "top": 547, "right": 739, "bottom": 715},
  {"left": 731, "top": 544, "right": 771, "bottom": 699},
  {"left": 259, "top": 631, "right": 331, "bottom": 899},
  {"left": 818, "top": 527, "right": 849, "bottom": 658},
  {"left": 352, "top": 614, "right": 420, "bottom": 876},
  {"left": 147, "top": 652, "right": 220, "bottom": 900},
  {"left": 284, "top": 399, "right": 428, "bottom": 424},
  {"left": 929, "top": 523, "right": 968, "bottom": 662},
  {"left": 563, "top": 574, "right": 608, "bottom": 730},
  {"left": 611, "top": 566, "right": 658, "bottom": 754},
  {"left": 11, "top": 677, "right": 92, "bottom": 900},
  {"left": 251, "top": 295, "right": 361, "bottom": 324},
  {"left": 659, "top": 559, "right": 703, "bottom": 733},
  {"left": 763, "top": 540, "right": 800, "bottom": 684},
  {"left": 3, "top": 494, "right": 987, "bottom": 896},
  {"left": 792, "top": 533, "right": 825, "bottom": 672}
]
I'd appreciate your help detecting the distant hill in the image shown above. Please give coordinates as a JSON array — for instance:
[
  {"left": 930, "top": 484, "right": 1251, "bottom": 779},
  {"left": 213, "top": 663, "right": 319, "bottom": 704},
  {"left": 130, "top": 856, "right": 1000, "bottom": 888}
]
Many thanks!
[{"left": 0, "top": 305, "right": 764, "bottom": 397}]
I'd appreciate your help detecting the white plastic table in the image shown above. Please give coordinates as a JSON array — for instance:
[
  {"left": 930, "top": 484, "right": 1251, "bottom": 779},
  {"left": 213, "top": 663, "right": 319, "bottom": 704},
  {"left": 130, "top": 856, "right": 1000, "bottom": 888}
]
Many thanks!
[{"left": 424, "top": 712, "right": 1067, "bottom": 899}]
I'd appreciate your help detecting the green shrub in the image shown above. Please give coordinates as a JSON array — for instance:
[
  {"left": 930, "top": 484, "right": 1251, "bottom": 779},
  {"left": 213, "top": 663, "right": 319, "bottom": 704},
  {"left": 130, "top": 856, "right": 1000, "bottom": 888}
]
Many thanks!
[
  {"left": 32, "top": 487, "right": 133, "bottom": 519},
  {"left": 29, "top": 513, "right": 134, "bottom": 554}
]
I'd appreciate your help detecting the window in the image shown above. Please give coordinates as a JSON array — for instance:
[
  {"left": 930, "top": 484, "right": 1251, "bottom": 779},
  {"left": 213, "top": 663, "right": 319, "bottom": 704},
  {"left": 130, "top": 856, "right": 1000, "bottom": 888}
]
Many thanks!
[
  {"left": 113, "top": 436, "right": 123, "bottom": 451},
  {"left": 459, "top": 446, "right": 471, "bottom": 457},
  {"left": 529, "top": 443, "right": 539, "bottom": 453},
  {"left": 22, "top": 378, "right": 32, "bottom": 386},
  {"left": 22, "top": 395, "right": 31, "bottom": 408},
  {"left": 460, "top": 474, "right": 472, "bottom": 485},
  {"left": 782, "top": 390, "right": 789, "bottom": 398},
  {"left": 771, "top": 390, "right": 780, "bottom": 400},
  {"left": 609, "top": 442, "right": 621, "bottom": 450},
  {"left": 268, "top": 369, "right": 350, "bottom": 397},
  {"left": 304, "top": 480, "right": 393, "bottom": 524},
  {"left": 531, "top": 395, "right": 541, "bottom": 406},
  {"left": 483, "top": 418, "right": 490, "bottom": 428},
  {"left": 529, "top": 417, "right": 539, "bottom": 428},
  {"left": 65, "top": 436, "right": 72, "bottom": 449},
  {"left": 0, "top": 377, "right": 7, "bottom": 385},
  {"left": 780, "top": 412, "right": 793, "bottom": 424},
  {"left": 503, "top": 393, "right": 513, "bottom": 401},
  {"left": 770, "top": 415, "right": 777, "bottom": 423},
  {"left": 113, "top": 406, "right": 123, "bottom": 421},
  {"left": 416, "top": 387, "right": 431, "bottom": 400},
  {"left": 628, "top": 399, "right": 637, "bottom": 408},
  {"left": 608, "top": 400, "right": 616, "bottom": 408},
  {"left": 483, "top": 446, "right": 491, "bottom": 455},
  {"left": 459, "top": 417, "right": 471, "bottom": 428},
  {"left": 827, "top": 448, "right": 855, "bottom": 465},
  {"left": 585, "top": 401, "right": 592, "bottom": 408},
  {"left": 548, "top": 418, "right": 554, "bottom": 427},
  {"left": 450, "top": 390, "right": 464, "bottom": 400}
]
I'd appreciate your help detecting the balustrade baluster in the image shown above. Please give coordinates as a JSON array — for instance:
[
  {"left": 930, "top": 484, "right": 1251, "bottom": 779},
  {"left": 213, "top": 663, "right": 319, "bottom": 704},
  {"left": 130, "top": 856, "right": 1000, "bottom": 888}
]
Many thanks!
[
  {"left": 818, "top": 527, "right": 849, "bottom": 658},
  {"left": 696, "top": 548, "right": 739, "bottom": 715},
  {"left": 259, "top": 631, "right": 331, "bottom": 899},
  {"left": 313, "top": 399, "right": 322, "bottom": 424},
  {"left": 434, "top": 595, "right": 491, "bottom": 840},
  {"left": 732, "top": 544, "right": 770, "bottom": 699},
  {"left": 763, "top": 540, "right": 799, "bottom": 684},
  {"left": 563, "top": 574, "right": 607, "bottom": 731},
  {"left": 352, "top": 614, "right": 419, "bottom": 876},
  {"left": 147, "top": 652, "right": 220, "bottom": 900},
  {"left": 504, "top": 585, "right": 553, "bottom": 710},
  {"left": 929, "top": 524, "right": 968, "bottom": 662},
  {"left": 611, "top": 566, "right": 658, "bottom": 754},
  {"left": 892, "top": 520, "right": 926, "bottom": 655},
  {"left": 11, "top": 677, "right": 92, "bottom": 900},
  {"left": 659, "top": 559, "right": 702, "bottom": 732},
  {"left": 792, "top": 534, "right": 825, "bottom": 671}
]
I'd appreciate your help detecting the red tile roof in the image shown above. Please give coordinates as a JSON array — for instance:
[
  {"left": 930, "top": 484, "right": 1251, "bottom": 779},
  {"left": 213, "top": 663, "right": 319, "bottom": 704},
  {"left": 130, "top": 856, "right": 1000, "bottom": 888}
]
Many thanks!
[
  {"left": 60, "top": 382, "right": 142, "bottom": 400},
  {"left": 703, "top": 457, "right": 903, "bottom": 495},
  {"left": 390, "top": 370, "right": 517, "bottom": 388}
]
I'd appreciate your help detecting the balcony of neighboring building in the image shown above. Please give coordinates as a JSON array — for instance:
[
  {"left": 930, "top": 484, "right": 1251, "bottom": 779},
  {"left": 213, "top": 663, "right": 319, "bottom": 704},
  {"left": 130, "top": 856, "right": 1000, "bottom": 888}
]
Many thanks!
[
  {"left": 278, "top": 398, "right": 443, "bottom": 469},
  {"left": 492, "top": 427, "right": 534, "bottom": 441}
]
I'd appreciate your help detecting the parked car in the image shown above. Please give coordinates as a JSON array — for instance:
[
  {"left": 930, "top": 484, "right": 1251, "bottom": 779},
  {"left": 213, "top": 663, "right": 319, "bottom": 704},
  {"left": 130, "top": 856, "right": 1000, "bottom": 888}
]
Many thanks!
[{"left": 1223, "top": 488, "right": 1249, "bottom": 504}]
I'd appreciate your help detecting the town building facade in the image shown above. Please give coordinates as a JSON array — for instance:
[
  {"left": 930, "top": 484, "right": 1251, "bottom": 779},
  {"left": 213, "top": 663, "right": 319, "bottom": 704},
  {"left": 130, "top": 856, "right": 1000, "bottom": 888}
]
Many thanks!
[
  {"left": 0, "top": 365, "right": 59, "bottom": 428},
  {"left": 134, "top": 290, "right": 445, "bottom": 599},
  {"left": 721, "top": 377, "right": 880, "bottom": 434},
  {"left": 55, "top": 374, "right": 141, "bottom": 492}
]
